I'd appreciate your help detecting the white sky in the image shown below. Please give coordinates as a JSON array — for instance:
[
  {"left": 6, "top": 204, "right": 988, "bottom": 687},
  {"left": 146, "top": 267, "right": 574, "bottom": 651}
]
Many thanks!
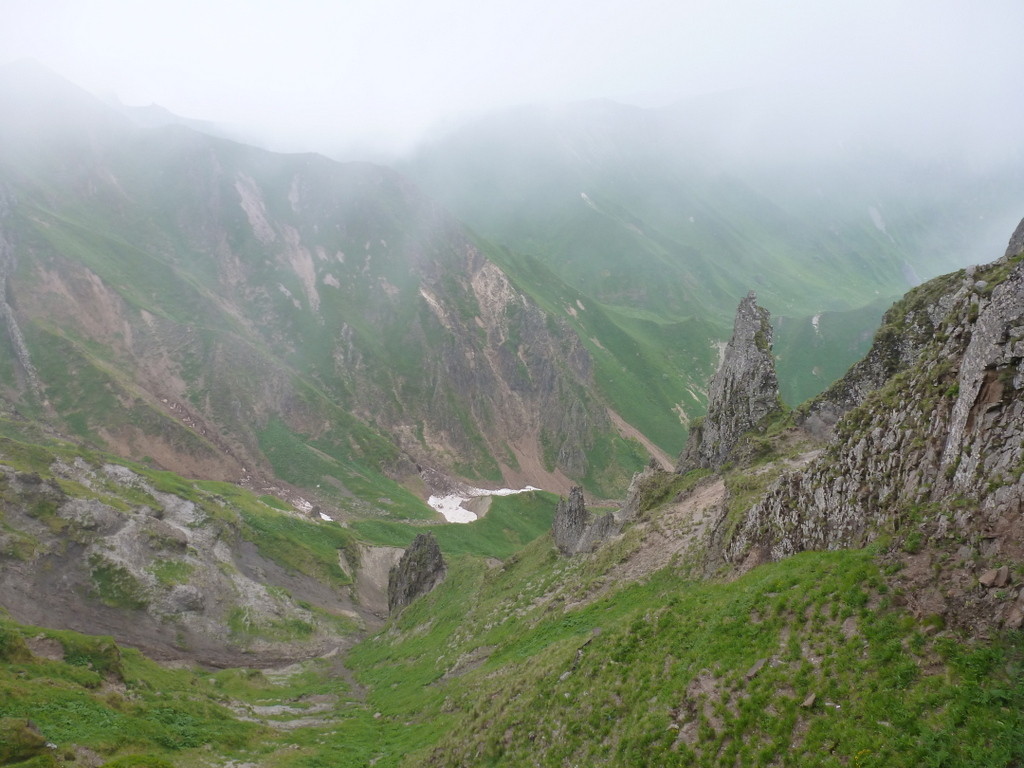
[{"left": 3, "top": 0, "right": 1023, "bottom": 155}]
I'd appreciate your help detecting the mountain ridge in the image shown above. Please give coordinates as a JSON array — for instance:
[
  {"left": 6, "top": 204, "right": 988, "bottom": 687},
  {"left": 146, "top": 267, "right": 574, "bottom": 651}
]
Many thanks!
[{"left": 0, "top": 62, "right": 648, "bottom": 507}]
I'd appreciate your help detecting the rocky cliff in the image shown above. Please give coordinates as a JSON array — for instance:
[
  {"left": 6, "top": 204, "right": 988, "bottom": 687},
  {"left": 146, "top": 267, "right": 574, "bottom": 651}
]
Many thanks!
[
  {"left": 0, "top": 450, "right": 375, "bottom": 666},
  {"left": 676, "top": 291, "right": 780, "bottom": 472},
  {"left": 551, "top": 485, "right": 618, "bottom": 556},
  {"left": 387, "top": 533, "right": 447, "bottom": 613},
  {"left": 726, "top": 222, "right": 1024, "bottom": 631},
  {"left": 0, "top": 63, "right": 640, "bottom": 505}
]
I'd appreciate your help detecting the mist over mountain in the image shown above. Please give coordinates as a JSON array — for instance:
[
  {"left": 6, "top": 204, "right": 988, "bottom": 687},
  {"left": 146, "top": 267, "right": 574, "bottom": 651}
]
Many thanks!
[
  {"left": 0, "top": 61, "right": 652, "bottom": 509},
  {"left": 1, "top": 51, "right": 1024, "bottom": 768}
]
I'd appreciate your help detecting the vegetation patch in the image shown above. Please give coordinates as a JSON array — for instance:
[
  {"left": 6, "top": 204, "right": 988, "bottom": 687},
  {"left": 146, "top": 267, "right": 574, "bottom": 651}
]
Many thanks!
[
  {"left": 353, "top": 490, "right": 558, "bottom": 559},
  {"left": 88, "top": 555, "right": 149, "bottom": 611},
  {"left": 146, "top": 559, "right": 194, "bottom": 588}
]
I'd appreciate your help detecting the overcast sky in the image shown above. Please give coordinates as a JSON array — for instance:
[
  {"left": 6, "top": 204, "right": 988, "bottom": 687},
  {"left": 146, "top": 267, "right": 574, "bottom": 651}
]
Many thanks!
[{"left": 4, "top": 0, "right": 1023, "bottom": 156}]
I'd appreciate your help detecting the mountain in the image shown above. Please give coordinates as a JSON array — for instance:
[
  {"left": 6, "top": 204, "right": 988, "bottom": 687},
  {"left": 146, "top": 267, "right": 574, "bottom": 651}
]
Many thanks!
[
  {"left": 1, "top": 219, "right": 1021, "bottom": 766},
  {"left": 0, "top": 61, "right": 647, "bottom": 508},
  {"left": 405, "top": 95, "right": 1024, "bottom": 406},
  {"left": 352, "top": 221, "right": 1024, "bottom": 766},
  {"left": 1, "top": 62, "right": 1022, "bottom": 767}
]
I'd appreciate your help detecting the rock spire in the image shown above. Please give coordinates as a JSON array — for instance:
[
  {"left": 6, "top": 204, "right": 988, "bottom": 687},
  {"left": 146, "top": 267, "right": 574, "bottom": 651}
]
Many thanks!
[
  {"left": 387, "top": 533, "right": 447, "bottom": 613},
  {"left": 552, "top": 485, "right": 617, "bottom": 556},
  {"left": 676, "top": 291, "right": 780, "bottom": 472}
]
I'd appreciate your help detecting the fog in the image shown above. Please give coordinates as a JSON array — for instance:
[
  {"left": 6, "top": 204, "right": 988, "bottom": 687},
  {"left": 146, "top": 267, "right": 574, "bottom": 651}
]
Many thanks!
[{"left": 3, "top": 0, "right": 1024, "bottom": 161}]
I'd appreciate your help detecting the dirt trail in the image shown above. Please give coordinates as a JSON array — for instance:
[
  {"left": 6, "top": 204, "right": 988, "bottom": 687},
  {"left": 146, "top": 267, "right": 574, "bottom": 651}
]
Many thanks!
[
  {"left": 606, "top": 408, "right": 675, "bottom": 470},
  {"left": 607, "top": 477, "right": 727, "bottom": 586}
]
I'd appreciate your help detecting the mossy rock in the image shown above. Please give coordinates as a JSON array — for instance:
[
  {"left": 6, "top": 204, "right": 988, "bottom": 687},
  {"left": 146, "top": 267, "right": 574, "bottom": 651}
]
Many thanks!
[
  {"left": 0, "top": 624, "right": 32, "bottom": 662},
  {"left": 0, "top": 718, "right": 51, "bottom": 764}
]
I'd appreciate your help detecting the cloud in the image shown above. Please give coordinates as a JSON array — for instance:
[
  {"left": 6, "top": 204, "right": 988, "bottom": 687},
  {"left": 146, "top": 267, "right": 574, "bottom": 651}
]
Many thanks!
[{"left": 3, "top": 0, "right": 1023, "bottom": 156}]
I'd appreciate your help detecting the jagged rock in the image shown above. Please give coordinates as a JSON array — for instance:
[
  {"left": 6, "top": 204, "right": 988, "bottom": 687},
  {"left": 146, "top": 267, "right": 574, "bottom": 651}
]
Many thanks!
[
  {"left": 676, "top": 291, "right": 780, "bottom": 472},
  {"left": 387, "top": 533, "right": 446, "bottom": 613},
  {"left": 1004, "top": 216, "right": 1024, "bottom": 260},
  {"left": 168, "top": 585, "right": 205, "bottom": 613},
  {"left": 800, "top": 693, "right": 817, "bottom": 709},
  {"left": 803, "top": 218, "right": 1024, "bottom": 440},
  {"left": 745, "top": 658, "right": 768, "bottom": 680},
  {"left": 552, "top": 486, "right": 620, "bottom": 556},
  {"left": 143, "top": 518, "right": 189, "bottom": 551},
  {"left": 553, "top": 486, "right": 590, "bottom": 555},
  {"left": 576, "top": 512, "right": 618, "bottom": 555},
  {"left": 1005, "top": 593, "right": 1024, "bottom": 629},
  {"left": 724, "top": 219, "right": 1024, "bottom": 631},
  {"left": 979, "top": 566, "right": 1010, "bottom": 589},
  {"left": 618, "top": 459, "right": 661, "bottom": 521},
  {"left": 56, "top": 498, "right": 123, "bottom": 535}
]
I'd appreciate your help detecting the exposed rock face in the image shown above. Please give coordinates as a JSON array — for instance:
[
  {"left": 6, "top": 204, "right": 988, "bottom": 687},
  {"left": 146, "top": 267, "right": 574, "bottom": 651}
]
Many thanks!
[
  {"left": 617, "top": 459, "right": 661, "bottom": 521},
  {"left": 0, "top": 68, "right": 627, "bottom": 495},
  {"left": 387, "top": 533, "right": 447, "bottom": 613},
  {"left": 0, "top": 459, "right": 375, "bottom": 667},
  {"left": 727, "top": 221, "right": 1024, "bottom": 630},
  {"left": 552, "top": 485, "right": 620, "bottom": 556},
  {"left": 553, "top": 486, "right": 589, "bottom": 555},
  {"left": 798, "top": 271, "right": 968, "bottom": 440},
  {"left": 677, "top": 291, "right": 780, "bottom": 472}
]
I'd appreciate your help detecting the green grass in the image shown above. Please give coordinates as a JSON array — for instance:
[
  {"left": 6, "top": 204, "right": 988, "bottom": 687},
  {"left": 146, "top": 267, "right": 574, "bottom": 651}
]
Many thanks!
[
  {"left": 347, "top": 544, "right": 1024, "bottom": 767},
  {"left": 88, "top": 555, "right": 150, "bottom": 611},
  {"left": 146, "top": 560, "right": 194, "bottom": 588},
  {"left": 257, "top": 417, "right": 436, "bottom": 520},
  {"left": 236, "top": 504, "right": 356, "bottom": 588},
  {"left": 0, "top": 619, "right": 257, "bottom": 763},
  {"left": 352, "top": 490, "right": 559, "bottom": 559}
]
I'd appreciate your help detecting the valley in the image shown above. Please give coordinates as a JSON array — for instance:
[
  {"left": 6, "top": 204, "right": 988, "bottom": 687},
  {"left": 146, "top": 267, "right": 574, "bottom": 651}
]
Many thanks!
[{"left": 0, "top": 60, "right": 1023, "bottom": 767}]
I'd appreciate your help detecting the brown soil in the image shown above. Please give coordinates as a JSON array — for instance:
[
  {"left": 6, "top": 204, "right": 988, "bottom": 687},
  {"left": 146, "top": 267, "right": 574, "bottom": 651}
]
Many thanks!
[
  {"left": 607, "top": 477, "right": 727, "bottom": 586},
  {"left": 606, "top": 408, "right": 675, "bottom": 469}
]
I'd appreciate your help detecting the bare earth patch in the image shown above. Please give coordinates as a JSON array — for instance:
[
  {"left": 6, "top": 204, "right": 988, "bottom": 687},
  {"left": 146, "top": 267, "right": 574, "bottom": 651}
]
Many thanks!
[{"left": 607, "top": 477, "right": 727, "bottom": 586}]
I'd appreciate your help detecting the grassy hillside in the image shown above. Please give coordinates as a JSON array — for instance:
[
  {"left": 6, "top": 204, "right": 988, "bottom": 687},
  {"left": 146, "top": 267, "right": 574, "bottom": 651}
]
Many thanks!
[
  {"left": 5, "top": 528, "right": 1017, "bottom": 767},
  {"left": 407, "top": 99, "right": 1024, "bottom": 416},
  {"left": 0, "top": 64, "right": 652, "bottom": 501}
]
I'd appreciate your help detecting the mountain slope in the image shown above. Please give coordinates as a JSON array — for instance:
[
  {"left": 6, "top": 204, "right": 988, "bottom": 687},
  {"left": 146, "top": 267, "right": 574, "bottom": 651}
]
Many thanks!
[
  {"left": 406, "top": 96, "right": 1024, "bottom": 405},
  {"left": 1, "top": 217, "right": 1022, "bottom": 767},
  {"left": 344, "top": 219, "right": 1024, "bottom": 766},
  {"left": 0, "top": 62, "right": 645, "bottom": 504}
]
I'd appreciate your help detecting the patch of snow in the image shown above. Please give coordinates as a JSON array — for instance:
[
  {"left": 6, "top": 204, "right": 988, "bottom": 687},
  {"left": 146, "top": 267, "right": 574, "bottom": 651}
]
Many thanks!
[
  {"left": 428, "top": 485, "right": 541, "bottom": 524},
  {"left": 576, "top": 300, "right": 585, "bottom": 311},
  {"left": 580, "top": 192, "right": 600, "bottom": 211},
  {"left": 319, "top": 512, "right": 332, "bottom": 521},
  {"left": 811, "top": 313, "right": 821, "bottom": 335},
  {"left": 428, "top": 495, "right": 479, "bottom": 523}
]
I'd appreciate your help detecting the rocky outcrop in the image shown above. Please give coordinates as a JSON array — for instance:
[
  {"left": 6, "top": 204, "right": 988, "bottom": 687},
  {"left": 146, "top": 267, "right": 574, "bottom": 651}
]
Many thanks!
[
  {"left": 552, "top": 485, "right": 619, "bottom": 556},
  {"left": 726, "top": 221, "right": 1024, "bottom": 630},
  {"left": 387, "top": 533, "right": 447, "bottom": 613},
  {"left": 552, "top": 486, "right": 589, "bottom": 554},
  {"left": 0, "top": 458, "right": 375, "bottom": 667},
  {"left": 798, "top": 269, "right": 969, "bottom": 440},
  {"left": 676, "top": 291, "right": 780, "bottom": 472}
]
